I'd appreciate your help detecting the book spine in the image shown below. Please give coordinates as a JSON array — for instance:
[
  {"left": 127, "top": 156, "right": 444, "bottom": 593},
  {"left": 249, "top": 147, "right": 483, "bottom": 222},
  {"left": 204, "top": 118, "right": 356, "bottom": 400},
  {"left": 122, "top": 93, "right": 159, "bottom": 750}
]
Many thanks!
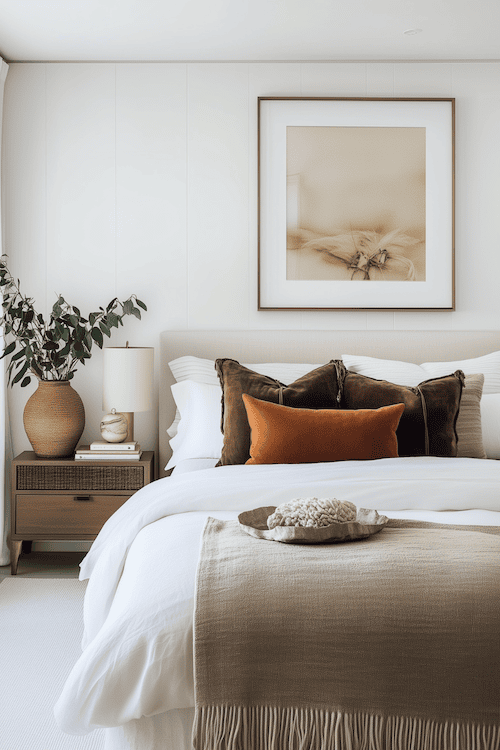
[
  {"left": 75, "top": 453, "right": 142, "bottom": 460},
  {"left": 90, "top": 444, "right": 137, "bottom": 451}
]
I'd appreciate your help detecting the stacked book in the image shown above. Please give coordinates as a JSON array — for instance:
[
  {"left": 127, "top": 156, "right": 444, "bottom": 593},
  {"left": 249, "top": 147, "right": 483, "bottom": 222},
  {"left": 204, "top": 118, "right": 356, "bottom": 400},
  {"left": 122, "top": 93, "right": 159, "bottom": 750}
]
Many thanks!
[{"left": 75, "top": 442, "right": 142, "bottom": 460}]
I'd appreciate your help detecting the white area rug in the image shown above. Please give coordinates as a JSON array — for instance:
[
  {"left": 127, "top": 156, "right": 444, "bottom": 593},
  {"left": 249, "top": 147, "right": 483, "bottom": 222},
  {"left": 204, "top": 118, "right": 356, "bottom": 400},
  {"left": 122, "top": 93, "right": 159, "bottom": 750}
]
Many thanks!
[{"left": 0, "top": 578, "right": 105, "bottom": 750}]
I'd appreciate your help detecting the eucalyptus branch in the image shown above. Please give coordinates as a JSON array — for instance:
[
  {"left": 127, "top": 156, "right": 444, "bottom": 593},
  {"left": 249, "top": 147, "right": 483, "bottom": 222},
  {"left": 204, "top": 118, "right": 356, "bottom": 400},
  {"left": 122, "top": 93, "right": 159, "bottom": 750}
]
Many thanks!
[{"left": 0, "top": 255, "right": 147, "bottom": 388}]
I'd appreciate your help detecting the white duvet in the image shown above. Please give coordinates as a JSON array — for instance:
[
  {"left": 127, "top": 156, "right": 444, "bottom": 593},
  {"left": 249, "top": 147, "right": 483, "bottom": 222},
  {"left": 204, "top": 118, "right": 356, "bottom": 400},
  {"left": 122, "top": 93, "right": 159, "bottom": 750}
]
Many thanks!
[{"left": 54, "top": 457, "right": 500, "bottom": 735}]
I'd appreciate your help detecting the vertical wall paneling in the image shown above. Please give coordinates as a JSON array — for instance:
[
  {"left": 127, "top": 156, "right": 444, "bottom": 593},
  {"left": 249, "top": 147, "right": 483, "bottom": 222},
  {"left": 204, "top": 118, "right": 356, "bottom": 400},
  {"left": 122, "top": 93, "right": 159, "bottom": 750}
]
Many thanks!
[
  {"left": 115, "top": 63, "right": 188, "bottom": 333},
  {"left": 393, "top": 63, "right": 453, "bottom": 96},
  {"left": 45, "top": 64, "right": 116, "bottom": 306},
  {"left": 2, "top": 64, "right": 48, "bottom": 453},
  {"left": 300, "top": 62, "right": 367, "bottom": 96},
  {"left": 449, "top": 63, "right": 500, "bottom": 331},
  {"left": 2, "top": 65, "right": 47, "bottom": 310},
  {"left": 187, "top": 63, "right": 250, "bottom": 329},
  {"left": 366, "top": 63, "right": 395, "bottom": 97}
]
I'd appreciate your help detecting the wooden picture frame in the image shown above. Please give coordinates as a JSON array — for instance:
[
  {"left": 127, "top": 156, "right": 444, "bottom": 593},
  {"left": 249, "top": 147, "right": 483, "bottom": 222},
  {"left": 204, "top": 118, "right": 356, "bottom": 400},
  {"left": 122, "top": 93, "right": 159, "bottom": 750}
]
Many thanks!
[{"left": 258, "top": 97, "right": 455, "bottom": 311}]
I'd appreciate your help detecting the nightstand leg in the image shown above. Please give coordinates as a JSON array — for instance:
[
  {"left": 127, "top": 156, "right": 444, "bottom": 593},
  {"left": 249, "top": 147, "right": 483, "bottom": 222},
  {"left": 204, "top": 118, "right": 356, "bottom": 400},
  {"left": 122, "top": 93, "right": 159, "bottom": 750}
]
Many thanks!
[{"left": 10, "top": 540, "right": 23, "bottom": 575}]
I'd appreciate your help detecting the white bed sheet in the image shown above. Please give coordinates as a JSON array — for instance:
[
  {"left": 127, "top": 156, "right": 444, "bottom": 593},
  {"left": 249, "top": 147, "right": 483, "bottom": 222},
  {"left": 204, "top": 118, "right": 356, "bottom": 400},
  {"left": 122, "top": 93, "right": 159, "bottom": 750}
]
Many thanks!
[{"left": 55, "top": 457, "right": 500, "bottom": 738}]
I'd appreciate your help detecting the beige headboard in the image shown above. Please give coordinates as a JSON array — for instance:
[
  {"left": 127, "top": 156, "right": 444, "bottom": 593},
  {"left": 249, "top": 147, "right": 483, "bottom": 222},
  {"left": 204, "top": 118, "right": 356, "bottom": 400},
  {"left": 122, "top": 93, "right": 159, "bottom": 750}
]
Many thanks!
[{"left": 158, "top": 330, "right": 500, "bottom": 476}]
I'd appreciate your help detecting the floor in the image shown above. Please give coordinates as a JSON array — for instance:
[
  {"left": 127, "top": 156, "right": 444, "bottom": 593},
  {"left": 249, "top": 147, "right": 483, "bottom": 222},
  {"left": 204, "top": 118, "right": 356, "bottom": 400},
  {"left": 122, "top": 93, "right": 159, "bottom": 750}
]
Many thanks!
[{"left": 0, "top": 549, "right": 86, "bottom": 579}]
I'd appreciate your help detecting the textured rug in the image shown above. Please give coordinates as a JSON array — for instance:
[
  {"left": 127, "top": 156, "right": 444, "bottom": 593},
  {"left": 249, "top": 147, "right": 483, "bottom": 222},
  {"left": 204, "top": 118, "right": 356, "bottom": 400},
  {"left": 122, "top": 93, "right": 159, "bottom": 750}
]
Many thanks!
[{"left": 0, "top": 578, "right": 105, "bottom": 750}]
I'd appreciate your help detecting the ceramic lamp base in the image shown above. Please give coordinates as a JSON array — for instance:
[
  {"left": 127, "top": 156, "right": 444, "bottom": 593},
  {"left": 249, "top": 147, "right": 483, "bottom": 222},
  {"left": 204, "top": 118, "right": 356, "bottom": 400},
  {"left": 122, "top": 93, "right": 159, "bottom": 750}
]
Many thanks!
[{"left": 122, "top": 412, "right": 134, "bottom": 443}]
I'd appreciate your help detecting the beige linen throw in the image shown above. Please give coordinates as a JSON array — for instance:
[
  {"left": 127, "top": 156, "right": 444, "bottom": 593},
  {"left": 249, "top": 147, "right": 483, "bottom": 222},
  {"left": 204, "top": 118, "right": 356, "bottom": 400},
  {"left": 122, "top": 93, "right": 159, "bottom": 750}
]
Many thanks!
[{"left": 193, "top": 518, "right": 500, "bottom": 750}]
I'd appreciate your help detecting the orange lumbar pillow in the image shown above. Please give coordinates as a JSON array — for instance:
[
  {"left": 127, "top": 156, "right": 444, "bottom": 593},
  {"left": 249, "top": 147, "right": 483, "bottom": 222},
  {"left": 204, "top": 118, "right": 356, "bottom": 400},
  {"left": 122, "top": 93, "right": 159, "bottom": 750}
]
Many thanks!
[{"left": 242, "top": 394, "right": 405, "bottom": 465}]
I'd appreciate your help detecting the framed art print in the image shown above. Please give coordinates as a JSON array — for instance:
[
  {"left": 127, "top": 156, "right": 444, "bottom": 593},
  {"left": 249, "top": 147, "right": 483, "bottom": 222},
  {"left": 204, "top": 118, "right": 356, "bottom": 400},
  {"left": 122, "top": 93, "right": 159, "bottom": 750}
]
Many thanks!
[{"left": 258, "top": 97, "right": 455, "bottom": 311}]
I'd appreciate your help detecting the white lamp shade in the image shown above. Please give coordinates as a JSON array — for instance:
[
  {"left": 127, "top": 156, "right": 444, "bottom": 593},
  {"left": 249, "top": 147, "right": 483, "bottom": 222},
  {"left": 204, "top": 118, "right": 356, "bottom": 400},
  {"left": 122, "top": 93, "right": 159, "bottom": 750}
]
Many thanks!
[{"left": 103, "top": 347, "right": 154, "bottom": 413}]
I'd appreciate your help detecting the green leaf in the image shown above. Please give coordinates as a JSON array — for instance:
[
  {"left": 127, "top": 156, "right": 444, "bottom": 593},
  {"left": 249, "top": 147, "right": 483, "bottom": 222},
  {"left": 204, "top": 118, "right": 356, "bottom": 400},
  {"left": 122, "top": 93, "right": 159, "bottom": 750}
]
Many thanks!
[
  {"left": 99, "top": 321, "right": 111, "bottom": 337},
  {"left": 11, "top": 347, "right": 27, "bottom": 362},
  {"left": 136, "top": 299, "right": 147, "bottom": 311},
  {"left": 91, "top": 327, "right": 103, "bottom": 348},
  {"left": 106, "top": 298, "right": 118, "bottom": 312},
  {"left": 131, "top": 306, "right": 141, "bottom": 319},
  {"left": 2, "top": 341, "right": 16, "bottom": 357},
  {"left": 12, "top": 361, "right": 29, "bottom": 385},
  {"left": 31, "top": 361, "right": 43, "bottom": 377},
  {"left": 106, "top": 312, "right": 119, "bottom": 328},
  {"left": 20, "top": 376, "right": 31, "bottom": 387}
]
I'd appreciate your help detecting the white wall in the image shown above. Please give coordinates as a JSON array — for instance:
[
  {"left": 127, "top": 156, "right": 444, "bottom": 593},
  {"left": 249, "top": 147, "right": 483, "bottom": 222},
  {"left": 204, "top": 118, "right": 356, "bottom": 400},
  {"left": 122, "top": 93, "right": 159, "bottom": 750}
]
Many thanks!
[{"left": 2, "top": 61, "right": 500, "bottom": 461}]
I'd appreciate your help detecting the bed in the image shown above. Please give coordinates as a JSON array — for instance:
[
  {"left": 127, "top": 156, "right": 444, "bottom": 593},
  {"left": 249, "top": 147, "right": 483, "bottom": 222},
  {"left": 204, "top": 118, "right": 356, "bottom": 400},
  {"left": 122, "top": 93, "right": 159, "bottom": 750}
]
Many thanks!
[{"left": 54, "top": 330, "right": 500, "bottom": 750}]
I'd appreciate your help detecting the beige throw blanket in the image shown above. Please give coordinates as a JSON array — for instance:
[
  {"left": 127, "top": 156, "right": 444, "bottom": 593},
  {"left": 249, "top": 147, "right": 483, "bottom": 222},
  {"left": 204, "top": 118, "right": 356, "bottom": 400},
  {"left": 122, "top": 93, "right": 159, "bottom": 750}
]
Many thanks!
[{"left": 193, "top": 518, "right": 500, "bottom": 750}]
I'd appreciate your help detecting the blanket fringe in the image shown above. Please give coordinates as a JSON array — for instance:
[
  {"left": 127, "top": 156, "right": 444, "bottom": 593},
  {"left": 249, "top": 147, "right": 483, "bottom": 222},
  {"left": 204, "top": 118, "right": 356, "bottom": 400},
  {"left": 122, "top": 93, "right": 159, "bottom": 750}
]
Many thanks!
[{"left": 193, "top": 706, "right": 500, "bottom": 750}]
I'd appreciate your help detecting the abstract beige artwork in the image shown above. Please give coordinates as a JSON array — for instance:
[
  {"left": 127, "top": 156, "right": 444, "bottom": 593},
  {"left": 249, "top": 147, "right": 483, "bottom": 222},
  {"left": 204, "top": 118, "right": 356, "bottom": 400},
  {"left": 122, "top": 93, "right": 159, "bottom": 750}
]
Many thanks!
[{"left": 286, "top": 126, "right": 426, "bottom": 282}]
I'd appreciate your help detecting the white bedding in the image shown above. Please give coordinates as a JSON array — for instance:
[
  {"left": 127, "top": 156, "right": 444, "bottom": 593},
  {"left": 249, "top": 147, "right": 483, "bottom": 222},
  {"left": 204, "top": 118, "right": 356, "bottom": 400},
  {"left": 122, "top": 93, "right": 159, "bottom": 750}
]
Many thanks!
[{"left": 54, "top": 457, "right": 500, "bottom": 736}]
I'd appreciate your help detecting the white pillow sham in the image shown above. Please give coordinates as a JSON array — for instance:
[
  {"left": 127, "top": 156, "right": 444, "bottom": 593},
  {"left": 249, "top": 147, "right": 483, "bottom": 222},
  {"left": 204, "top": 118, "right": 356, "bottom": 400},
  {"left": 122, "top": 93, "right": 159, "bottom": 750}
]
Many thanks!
[
  {"left": 167, "top": 356, "right": 323, "bottom": 440},
  {"left": 166, "top": 381, "right": 223, "bottom": 470},
  {"left": 342, "top": 349, "right": 500, "bottom": 393}
]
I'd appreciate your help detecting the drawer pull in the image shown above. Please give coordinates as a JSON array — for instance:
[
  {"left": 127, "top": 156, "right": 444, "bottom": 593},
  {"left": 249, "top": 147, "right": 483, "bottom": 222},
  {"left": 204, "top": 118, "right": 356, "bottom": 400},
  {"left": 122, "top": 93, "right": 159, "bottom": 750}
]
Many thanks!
[{"left": 74, "top": 495, "right": 92, "bottom": 502}]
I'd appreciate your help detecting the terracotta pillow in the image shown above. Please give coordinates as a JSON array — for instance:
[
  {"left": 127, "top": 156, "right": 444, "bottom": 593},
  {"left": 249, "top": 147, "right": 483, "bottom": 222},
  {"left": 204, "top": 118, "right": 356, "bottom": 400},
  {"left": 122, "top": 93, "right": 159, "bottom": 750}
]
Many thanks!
[
  {"left": 242, "top": 394, "right": 405, "bottom": 465},
  {"left": 341, "top": 370, "right": 465, "bottom": 457},
  {"left": 215, "top": 358, "right": 346, "bottom": 466}
]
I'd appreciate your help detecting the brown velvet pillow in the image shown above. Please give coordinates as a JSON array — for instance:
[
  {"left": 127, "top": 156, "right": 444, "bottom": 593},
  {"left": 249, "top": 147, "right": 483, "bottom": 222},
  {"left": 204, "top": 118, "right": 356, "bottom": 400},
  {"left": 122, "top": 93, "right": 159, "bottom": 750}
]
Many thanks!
[
  {"left": 243, "top": 394, "right": 405, "bottom": 465},
  {"left": 215, "top": 358, "right": 345, "bottom": 466},
  {"left": 341, "top": 370, "right": 465, "bottom": 457}
]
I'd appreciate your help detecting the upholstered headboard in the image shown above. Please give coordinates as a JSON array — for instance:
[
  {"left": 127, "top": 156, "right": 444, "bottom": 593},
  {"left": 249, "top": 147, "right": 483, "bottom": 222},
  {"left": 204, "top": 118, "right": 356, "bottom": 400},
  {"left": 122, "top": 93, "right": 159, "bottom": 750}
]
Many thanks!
[{"left": 158, "top": 330, "right": 500, "bottom": 476}]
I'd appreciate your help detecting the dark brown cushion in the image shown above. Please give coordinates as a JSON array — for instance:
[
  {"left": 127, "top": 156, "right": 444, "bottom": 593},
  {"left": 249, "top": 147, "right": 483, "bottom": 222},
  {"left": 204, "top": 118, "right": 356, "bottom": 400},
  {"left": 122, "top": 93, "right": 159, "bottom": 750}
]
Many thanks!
[
  {"left": 215, "top": 358, "right": 345, "bottom": 466},
  {"left": 341, "top": 370, "right": 465, "bottom": 457}
]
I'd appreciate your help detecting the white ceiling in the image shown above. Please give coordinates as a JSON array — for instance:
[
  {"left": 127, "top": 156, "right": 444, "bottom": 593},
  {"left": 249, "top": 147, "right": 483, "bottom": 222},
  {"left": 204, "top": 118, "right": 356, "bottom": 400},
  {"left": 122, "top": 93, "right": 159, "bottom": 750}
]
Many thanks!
[{"left": 1, "top": 0, "right": 500, "bottom": 63}]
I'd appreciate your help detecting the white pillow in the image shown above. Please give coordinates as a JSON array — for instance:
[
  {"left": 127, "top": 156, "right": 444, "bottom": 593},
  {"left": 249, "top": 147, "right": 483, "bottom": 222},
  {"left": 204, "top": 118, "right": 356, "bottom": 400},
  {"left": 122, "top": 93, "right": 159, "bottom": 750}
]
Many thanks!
[
  {"left": 166, "top": 381, "right": 223, "bottom": 470},
  {"left": 480, "top": 394, "right": 500, "bottom": 459},
  {"left": 342, "top": 350, "right": 500, "bottom": 393},
  {"left": 422, "top": 351, "right": 500, "bottom": 394},
  {"left": 166, "top": 356, "right": 323, "bottom": 439},
  {"left": 341, "top": 354, "right": 425, "bottom": 387},
  {"left": 168, "top": 355, "right": 323, "bottom": 387}
]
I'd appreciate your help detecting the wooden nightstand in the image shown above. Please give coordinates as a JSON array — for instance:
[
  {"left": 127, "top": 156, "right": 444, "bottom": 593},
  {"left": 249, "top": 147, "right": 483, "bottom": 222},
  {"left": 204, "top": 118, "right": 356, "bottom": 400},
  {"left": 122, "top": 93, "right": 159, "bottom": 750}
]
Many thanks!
[{"left": 9, "top": 450, "right": 155, "bottom": 575}]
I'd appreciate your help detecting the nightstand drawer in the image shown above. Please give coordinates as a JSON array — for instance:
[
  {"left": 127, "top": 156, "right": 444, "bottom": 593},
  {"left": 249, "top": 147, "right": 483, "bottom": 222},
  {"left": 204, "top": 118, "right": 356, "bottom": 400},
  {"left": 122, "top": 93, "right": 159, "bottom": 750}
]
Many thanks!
[
  {"left": 16, "top": 463, "right": 145, "bottom": 491},
  {"left": 15, "top": 494, "right": 129, "bottom": 535}
]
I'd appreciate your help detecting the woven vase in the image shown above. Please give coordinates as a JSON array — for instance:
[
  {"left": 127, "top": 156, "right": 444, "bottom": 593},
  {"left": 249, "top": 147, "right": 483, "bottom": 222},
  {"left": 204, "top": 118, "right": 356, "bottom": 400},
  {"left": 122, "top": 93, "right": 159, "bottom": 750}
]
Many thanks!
[{"left": 23, "top": 380, "right": 85, "bottom": 458}]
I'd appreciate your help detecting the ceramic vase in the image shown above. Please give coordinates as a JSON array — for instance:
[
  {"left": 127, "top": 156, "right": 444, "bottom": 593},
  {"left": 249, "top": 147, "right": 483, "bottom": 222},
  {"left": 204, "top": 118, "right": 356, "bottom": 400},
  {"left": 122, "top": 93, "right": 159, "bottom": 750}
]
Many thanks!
[{"left": 23, "top": 380, "right": 85, "bottom": 458}]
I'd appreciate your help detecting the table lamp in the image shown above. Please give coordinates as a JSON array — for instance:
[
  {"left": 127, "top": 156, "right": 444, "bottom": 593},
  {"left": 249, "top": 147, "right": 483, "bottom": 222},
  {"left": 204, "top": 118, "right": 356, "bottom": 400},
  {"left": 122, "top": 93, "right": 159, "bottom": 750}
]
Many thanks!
[{"left": 102, "top": 344, "right": 154, "bottom": 442}]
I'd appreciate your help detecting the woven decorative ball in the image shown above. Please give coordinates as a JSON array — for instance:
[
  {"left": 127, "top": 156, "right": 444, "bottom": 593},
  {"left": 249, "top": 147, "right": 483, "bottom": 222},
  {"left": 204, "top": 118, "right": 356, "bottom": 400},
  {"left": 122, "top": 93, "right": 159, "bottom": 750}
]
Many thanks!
[
  {"left": 23, "top": 380, "right": 85, "bottom": 458},
  {"left": 267, "top": 497, "right": 357, "bottom": 529}
]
